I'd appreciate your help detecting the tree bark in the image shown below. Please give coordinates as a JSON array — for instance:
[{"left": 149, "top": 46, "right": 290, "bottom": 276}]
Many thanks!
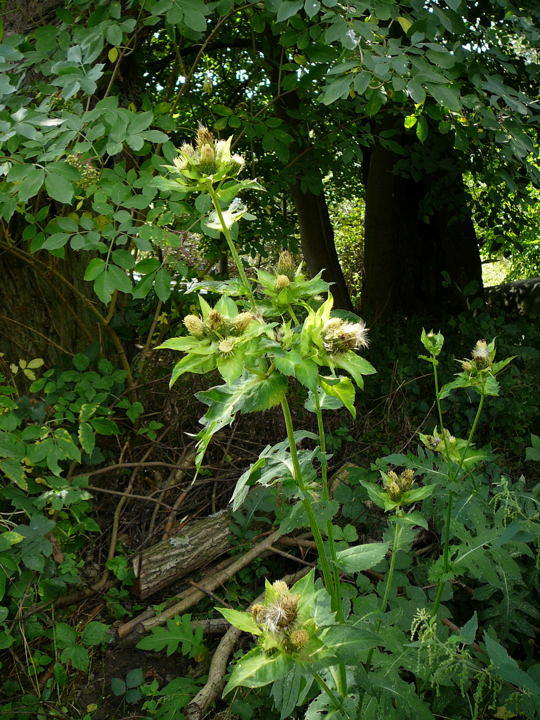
[
  {"left": 262, "top": 32, "right": 352, "bottom": 310},
  {"left": 132, "top": 510, "right": 231, "bottom": 599},
  {"left": 292, "top": 183, "right": 352, "bottom": 310},
  {"left": 361, "top": 136, "right": 483, "bottom": 320}
]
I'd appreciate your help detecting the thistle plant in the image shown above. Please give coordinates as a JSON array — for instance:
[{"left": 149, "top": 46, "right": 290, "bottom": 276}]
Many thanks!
[
  {"left": 157, "top": 129, "right": 536, "bottom": 720},
  {"left": 419, "top": 331, "right": 514, "bottom": 615}
]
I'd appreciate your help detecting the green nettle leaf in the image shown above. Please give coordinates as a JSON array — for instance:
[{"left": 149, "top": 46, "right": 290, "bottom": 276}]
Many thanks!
[
  {"left": 45, "top": 173, "right": 74, "bottom": 204},
  {"left": 335, "top": 541, "right": 389, "bottom": 573},
  {"left": 60, "top": 644, "right": 89, "bottom": 672},
  {"left": 223, "top": 647, "right": 294, "bottom": 694},
  {"left": 81, "top": 621, "right": 109, "bottom": 646},
  {"left": 483, "top": 633, "right": 540, "bottom": 696}
]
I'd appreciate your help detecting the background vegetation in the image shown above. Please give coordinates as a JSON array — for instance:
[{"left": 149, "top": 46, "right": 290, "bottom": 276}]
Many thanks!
[{"left": 0, "top": 0, "right": 538, "bottom": 718}]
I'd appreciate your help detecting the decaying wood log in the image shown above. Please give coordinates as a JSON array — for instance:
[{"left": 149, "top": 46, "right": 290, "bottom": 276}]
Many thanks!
[
  {"left": 132, "top": 509, "right": 231, "bottom": 599},
  {"left": 118, "top": 529, "right": 282, "bottom": 645}
]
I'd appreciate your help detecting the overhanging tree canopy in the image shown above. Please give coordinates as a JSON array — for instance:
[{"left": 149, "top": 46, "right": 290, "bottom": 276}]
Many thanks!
[{"left": 0, "top": 0, "right": 538, "bottom": 358}]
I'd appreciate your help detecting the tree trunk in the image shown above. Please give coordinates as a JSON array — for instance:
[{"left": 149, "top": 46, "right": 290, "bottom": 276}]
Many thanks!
[
  {"left": 262, "top": 33, "right": 352, "bottom": 310},
  {"left": 361, "top": 137, "right": 483, "bottom": 320},
  {"left": 292, "top": 183, "right": 352, "bottom": 310}
]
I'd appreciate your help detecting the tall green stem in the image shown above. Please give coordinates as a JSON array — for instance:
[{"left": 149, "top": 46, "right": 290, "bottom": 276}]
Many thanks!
[
  {"left": 365, "top": 521, "right": 401, "bottom": 670},
  {"left": 280, "top": 397, "right": 334, "bottom": 596},
  {"left": 208, "top": 184, "right": 256, "bottom": 307},
  {"left": 314, "top": 391, "right": 343, "bottom": 621},
  {"left": 281, "top": 396, "right": 347, "bottom": 696},
  {"left": 312, "top": 673, "right": 353, "bottom": 720},
  {"left": 432, "top": 392, "right": 485, "bottom": 615}
]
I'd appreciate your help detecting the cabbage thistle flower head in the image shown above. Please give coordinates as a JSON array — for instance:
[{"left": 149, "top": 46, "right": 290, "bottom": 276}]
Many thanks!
[
  {"left": 232, "top": 312, "right": 256, "bottom": 333},
  {"left": 472, "top": 339, "right": 491, "bottom": 368},
  {"left": 276, "top": 250, "right": 296, "bottom": 279},
  {"left": 172, "top": 127, "right": 245, "bottom": 183},
  {"left": 250, "top": 580, "right": 299, "bottom": 635},
  {"left": 384, "top": 468, "right": 415, "bottom": 501},
  {"left": 183, "top": 314, "right": 205, "bottom": 337},
  {"left": 322, "top": 317, "right": 369, "bottom": 354}
]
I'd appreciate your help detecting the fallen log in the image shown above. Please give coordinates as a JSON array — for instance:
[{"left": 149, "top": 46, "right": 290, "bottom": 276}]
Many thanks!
[
  {"left": 132, "top": 509, "right": 231, "bottom": 599},
  {"left": 118, "top": 528, "right": 282, "bottom": 645}
]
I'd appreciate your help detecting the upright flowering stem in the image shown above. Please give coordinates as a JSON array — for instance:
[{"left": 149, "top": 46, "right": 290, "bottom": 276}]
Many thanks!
[
  {"left": 207, "top": 184, "right": 256, "bottom": 308},
  {"left": 281, "top": 396, "right": 347, "bottom": 696},
  {"left": 312, "top": 673, "right": 353, "bottom": 720},
  {"left": 314, "top": 391, "right": 343, "bottom": 620},
  {"left": 365, "top": 520, "right": 402, "bottom": 670},
  {"left": 432, "top": 392, "right": 486, "bottom": 615},
  {"left": 280, "top": 397, "right": 334, "bottom": 597}
]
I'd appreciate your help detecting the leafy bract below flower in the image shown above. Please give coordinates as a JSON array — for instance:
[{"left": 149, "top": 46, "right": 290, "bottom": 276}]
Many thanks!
[
  {"left": 217, "top": 571, "right": 336, "bottom": 696},
  {"left": 157, "top": 296, "right": 270, "bottom": 385}
]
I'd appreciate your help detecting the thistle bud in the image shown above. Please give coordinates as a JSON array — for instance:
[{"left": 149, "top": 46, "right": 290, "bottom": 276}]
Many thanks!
[
  {"left": 251, "top": 604, "right": 265, "bottom": 624},
  {"left": 180, "top": 143, "right": 195, "bottom": 158},
  {"left": 277, "top": 250, "right": 296, "bottom": 279},
  {"left": 472, "top": 339, "right": 491, "bottom": 368},
  {"left": 196, "top": 126, "right": 215, "bottom": 148},
  {"left": 232, "top": 312, "right": 254, "bottom": 333},
  {"left": 461, "top": 360, "right": 474, "bottom": 373},
  {"left": 215, "top": 138, "right": 232, "bottom": 168},
  {"left": 218, "top": 338, "right": 234, "bottom": 355},
  {"left": 388, "top": 481, "right": 402, "bottom": 501},
  {"left": 399, "top": 468, "right": 415, "bottom": 490},
  {"left": 275, "top": 274, "right": 291, "bottom": 289},
  {"left": 289, "top": 629, "right": 309, "bottom": 649},
  {"left": 207, "top": 309, "right": 224, "bottom": 331},
  {"left": 272, "top": 580, "right": 289, "bottom": 596},
  {"left": 183, "top": 314, "right": 205, "bottom": 337},
  {"left": 198, "top": 143, "right": 216, "bottom": 174}
]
